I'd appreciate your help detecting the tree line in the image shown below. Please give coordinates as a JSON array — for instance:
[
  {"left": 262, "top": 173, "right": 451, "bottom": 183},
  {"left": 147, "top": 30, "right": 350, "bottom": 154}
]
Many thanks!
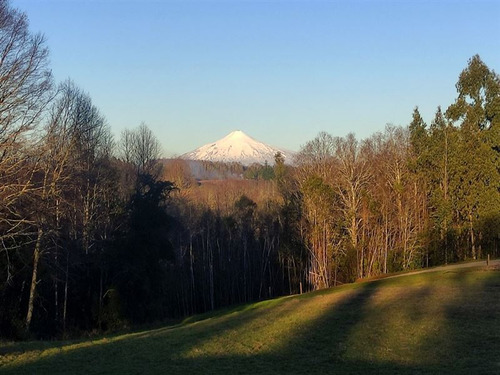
[
  {"left": 0, "top": 0, "right": 498, "bottom": 339},
  {"left": 292, "top": 54, "right": 499, "bottom": 289}
]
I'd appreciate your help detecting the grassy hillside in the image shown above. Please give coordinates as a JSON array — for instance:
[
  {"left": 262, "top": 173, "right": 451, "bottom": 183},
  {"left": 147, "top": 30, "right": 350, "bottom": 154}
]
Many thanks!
[{"left": 1, "top": 264, "right": 499, "bottom": 374}]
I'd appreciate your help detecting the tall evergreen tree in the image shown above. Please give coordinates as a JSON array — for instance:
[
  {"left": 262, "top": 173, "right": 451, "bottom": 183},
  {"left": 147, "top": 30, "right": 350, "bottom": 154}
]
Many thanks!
[
  {"left": 427, "top": 107, "right": 459, "bottom": 263},
  {"left": 446, "top": 55, "right": 500, "bottom": 259}
]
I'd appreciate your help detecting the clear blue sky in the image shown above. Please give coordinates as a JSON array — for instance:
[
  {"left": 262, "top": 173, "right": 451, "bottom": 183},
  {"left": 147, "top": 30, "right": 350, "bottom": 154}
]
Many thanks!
[{"left": 14, "top": 0, "right": 500, "bottom": 156}]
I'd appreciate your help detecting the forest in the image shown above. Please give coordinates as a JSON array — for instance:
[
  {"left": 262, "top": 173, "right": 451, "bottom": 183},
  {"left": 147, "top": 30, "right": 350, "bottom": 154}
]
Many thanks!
[{"left": 0, "top": 0, "right": 499, "bottom": 339}]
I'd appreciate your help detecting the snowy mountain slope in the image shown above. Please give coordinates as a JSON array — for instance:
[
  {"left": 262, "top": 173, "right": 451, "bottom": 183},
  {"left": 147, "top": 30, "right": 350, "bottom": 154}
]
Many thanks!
[{"left": 181, "top": 130, "right": 295, "bottom": 166}]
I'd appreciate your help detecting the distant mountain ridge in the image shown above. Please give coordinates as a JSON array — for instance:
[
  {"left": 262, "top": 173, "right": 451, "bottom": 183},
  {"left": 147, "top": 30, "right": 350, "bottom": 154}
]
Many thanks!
[{"left": 180, "top": 130, "right": 295, "bottom": 166}]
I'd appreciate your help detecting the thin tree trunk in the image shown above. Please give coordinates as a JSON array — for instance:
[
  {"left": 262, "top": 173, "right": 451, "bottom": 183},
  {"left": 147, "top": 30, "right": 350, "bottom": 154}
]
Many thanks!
[
  {"left": 63, "top": 249, "right": 69, "bottom": 335},
  {"left": 384, "top": 212, "right": 388, "bottom": 274},
  {"left": 469, "top": 210, "right": 476, "bottom": 259},
  {"left": 189, "top": 236, "right": 195, "bottom": 312},
  {"left": 26, "top": 227, "right": 43, "bottom": 331},
  {"left": 98, "top": 266, "right": 103, "bottom": 330},
  {"left": 54, "top": 252, "right": 59, "bottom": 322},
  {"left": 54, "top": 198, "right": 60, "bottom": 324}
]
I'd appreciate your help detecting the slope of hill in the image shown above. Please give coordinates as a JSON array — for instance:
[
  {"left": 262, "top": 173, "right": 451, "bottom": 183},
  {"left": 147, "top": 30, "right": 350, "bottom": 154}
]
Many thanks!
[
  {"left": 2, "top": 262, "right": 499, "bottom": 374},
  {"left": 181, "top": 130, "right": 295, "bottom": 166}
]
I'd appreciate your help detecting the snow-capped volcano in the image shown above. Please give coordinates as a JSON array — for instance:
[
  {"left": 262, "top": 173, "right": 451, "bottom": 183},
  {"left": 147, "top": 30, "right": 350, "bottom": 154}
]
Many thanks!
[{"left": 181, "top": 130, "right": 294, "bottom": 166}]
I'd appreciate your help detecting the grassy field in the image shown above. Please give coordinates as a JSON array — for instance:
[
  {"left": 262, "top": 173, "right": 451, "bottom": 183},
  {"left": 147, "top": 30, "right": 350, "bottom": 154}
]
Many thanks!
[{"left": 1, "top": 264, "right": 499, "bottom": 374}]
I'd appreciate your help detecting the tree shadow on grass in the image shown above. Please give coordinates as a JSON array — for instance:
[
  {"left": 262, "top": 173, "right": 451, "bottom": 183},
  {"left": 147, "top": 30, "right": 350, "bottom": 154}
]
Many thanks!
[
  {"left": 3, "top": 267, "right": 500, "bottom": 374},
  {"left": 437, "top": 267, "right": 500, "bottom": 374},
  {"left": 0, "top": 296, "right": 283, "bottom": 358},
  {"left": 0, "top": 295, "right": 301, "bottom": 373}
]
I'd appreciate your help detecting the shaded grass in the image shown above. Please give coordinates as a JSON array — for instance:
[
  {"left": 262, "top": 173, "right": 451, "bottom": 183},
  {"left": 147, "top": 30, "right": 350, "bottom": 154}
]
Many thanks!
[{"left": 1, "top": 265, "right": 500, "bottom": 374}]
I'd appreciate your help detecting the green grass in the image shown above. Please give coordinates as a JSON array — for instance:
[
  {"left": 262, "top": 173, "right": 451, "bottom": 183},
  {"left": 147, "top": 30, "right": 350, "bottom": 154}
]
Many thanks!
[{"left": 1, "top": 265, "right": 500, "bottom": 374}]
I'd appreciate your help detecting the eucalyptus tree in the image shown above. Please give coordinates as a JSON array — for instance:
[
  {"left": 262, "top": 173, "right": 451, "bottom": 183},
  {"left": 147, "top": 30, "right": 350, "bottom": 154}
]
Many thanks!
[
  {"left": 446, "top": 55, "right": 500, "bottom": 259},
  {"left": 425, "top": 107, "right": 459, "bottom": 263}
]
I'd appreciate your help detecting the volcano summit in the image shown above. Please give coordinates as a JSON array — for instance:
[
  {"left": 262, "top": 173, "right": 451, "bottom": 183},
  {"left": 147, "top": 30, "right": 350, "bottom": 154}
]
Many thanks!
[{"left": 181, "top": 130, "right": 294, "bottom": 166}]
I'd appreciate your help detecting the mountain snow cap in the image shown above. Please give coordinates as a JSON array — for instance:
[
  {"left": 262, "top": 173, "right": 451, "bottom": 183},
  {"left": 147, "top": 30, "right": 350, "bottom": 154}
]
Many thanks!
[{"left": 181, "top": 130, "right": 294, "bottom": 166}]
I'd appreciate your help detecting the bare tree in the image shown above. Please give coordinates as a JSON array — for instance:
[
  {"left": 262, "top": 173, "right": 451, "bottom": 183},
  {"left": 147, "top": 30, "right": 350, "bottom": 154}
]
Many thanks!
[
  {"left": 0, "top": 1, "right": 53, "bottom": 312},
  {"left": 119, "top": 122, "right": 162, "bottom": 176},
  {"left": 119, "top": 128, "right": 134, "bottom": 164},
  {"left": 0, "top": 0, "right": 53, "bottom": 240},
  {"left": 24, "top": 79, "right": 114, "bottom": 331},
  {"left": 333, "top": 133, "right": 371, "bottom": 278},
  {"left": 295, "top": 132, "right": 337, "bottom": 289}
]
